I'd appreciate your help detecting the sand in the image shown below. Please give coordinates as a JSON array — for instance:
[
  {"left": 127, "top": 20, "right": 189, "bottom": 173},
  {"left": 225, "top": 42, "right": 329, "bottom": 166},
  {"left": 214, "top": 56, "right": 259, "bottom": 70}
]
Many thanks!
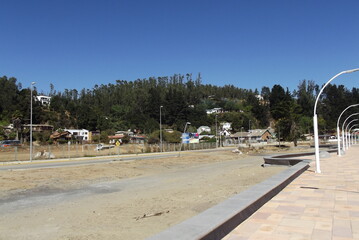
[{"left": 0, "top": 149, "right": 287, "bottom": 240}]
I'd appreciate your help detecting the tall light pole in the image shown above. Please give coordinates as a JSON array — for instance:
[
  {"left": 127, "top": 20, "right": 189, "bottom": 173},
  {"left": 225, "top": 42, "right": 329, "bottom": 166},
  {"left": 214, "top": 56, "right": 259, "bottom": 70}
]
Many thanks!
[
  {"left": 241, "top": 127, "right": 244, "bottom": 144},
  {"left": 348, "top": 124, "right": 359, "bottom": 146},
  {"left": 178, "top": 122, "right": 191, "bottom": 157},
  {"left": 313, "top": 68, "right": 359, "bottom": 173},
  {"left": 354, "top": 129, "right": 359, "bottom": 144},
  {"left": 336, "top": 104, "right": 359, "bottom": 156},
  {"left": 345, "top": 119, "right": 358, "bottom": 149},
  {"left": 278, "top": 125, "right": 281, "bottom": 148},
  {"left": 249, "top": 120, "right": 251, "bottom": 145},
  {"left": 30, "top": 82, "right": 36, "bottom": 162},
  {"left": 215, "top": 115, "right": 218, "bottom": 148},
  {"left": 342, "top": 113, "right": 359, "bottom": 151},
  {"left": 160, "top": 106, "right": 163, "bottom": 152}
]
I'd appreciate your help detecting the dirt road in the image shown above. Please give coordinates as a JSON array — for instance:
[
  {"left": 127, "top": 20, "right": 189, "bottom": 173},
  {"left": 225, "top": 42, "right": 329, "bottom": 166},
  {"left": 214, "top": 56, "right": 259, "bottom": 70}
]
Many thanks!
[{"left": 0, "top": 149, "right": 286, "bottom": 240}]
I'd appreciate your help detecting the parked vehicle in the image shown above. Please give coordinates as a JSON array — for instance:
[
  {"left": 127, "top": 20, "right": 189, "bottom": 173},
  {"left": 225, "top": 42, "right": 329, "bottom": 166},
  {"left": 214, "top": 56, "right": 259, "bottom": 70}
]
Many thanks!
[
  {"left": 0, "top": 140, "right": 21, "bottom": 147},
  {"left": 95, "top": 143, "right": 115, "bottom": 151}
]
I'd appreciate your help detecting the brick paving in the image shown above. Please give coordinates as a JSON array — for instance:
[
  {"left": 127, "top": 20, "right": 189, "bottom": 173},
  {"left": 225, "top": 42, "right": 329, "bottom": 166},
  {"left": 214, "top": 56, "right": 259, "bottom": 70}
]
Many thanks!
[{"left": 223, "top": 145, "right": 359, "bottom": 240}]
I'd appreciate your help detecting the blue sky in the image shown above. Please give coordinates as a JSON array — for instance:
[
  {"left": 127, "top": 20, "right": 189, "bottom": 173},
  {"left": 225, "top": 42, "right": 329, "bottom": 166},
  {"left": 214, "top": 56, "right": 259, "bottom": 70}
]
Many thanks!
[{"left": 1, "top": 0, "right": 359, "bottom": 94}]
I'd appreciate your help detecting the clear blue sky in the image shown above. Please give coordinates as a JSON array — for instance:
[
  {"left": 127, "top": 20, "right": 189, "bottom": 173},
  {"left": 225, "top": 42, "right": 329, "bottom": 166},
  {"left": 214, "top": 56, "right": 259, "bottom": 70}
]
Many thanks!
[{"left": 1, "top": 0, "right": 359, "bottom": 94}]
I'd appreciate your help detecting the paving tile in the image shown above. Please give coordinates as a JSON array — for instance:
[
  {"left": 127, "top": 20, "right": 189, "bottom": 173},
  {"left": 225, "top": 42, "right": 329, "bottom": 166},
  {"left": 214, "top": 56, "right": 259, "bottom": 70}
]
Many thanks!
[
  {"left": 279, "top": 218, "right": 315, "bottom": 230},
  {"left": 267, "top": 213, "right": 284, "bottom": 222},
  {"left": 223, "top": 146, "right": 359, "bottom": 240},
  {"left": 351, "top": 220, "right": 359, "bottom": 235},
  {"left": 223, "top": 235, "right": 248, "bottom": 240},
  {"left": 314, "top": 220, "right": 333, "bottom": 231},
  {"left": 311, "top": 229, "right": 332, "bottom": 240},
  {"left": 257, "top": 223, "right": 276, "bottom": 233},
  {"left": 251, "top": 212, "right": 270, "bottom": 220}
]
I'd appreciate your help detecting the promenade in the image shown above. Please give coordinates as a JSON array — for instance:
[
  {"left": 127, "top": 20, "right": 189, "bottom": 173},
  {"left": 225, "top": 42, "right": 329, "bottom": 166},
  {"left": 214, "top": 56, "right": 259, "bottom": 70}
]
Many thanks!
[{"left": 223, "top": 145, "right": 359, "bottom": 240}]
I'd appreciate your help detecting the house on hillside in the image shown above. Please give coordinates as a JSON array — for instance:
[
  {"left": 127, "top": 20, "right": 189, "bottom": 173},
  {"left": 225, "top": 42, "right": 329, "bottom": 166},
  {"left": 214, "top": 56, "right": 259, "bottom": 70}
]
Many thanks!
[
  {"left": 22, "top": 124, "right": 54, "bottom": 132},
  {"left": 219, "top": 122, "right": 232, "bottom": 137},
  {"left": 50, "top": 130, "right": 72, "bottom": 142},
  {"left": 115, "top": 130, "right": 134, "bottom": 137},
  {"left": 221, "top": 122, "right": 232, "bottom": 131},
  {"left": 64, "top": 129, "right": 90, "bottom": 141},
  {"left": 36, "top": 95, "right": 51, "bottom": 105},
  {"left": 164, "top": 129, "right": 174, "bottom": 133},
  {"left": 197, "top": 126, "right": 211, "bottom": 134},
  {"left": 108, "top": 134, "right": 147, "bottom": 144},
  {"left": 231, "top": 128, "right": 273, "bottom": 142},
  {"left": 206, "top": 108, "right": 223, "bottom": 115}
]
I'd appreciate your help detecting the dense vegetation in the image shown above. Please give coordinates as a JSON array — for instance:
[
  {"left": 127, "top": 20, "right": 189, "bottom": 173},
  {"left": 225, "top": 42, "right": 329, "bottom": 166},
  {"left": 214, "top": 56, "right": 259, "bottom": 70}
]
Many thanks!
[{"left": 2, "top": 74, "right": 359, "bottom": 144}]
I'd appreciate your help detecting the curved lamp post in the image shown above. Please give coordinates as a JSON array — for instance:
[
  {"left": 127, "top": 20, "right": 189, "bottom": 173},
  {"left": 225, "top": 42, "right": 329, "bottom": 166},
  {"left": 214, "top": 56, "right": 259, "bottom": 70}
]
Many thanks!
[
  {"left": 249, "top": 120, "right": 251, "bottom": 145},
  {"left": 352, "top": 127, "right": 359, "bottom": 145},
  {"left": 342, "top": 113, "right": 359, "bottom": 151},
  {"left": 30, "top": 82, "right": 36, "bottom": 162},
  {"left": 160, "top": 105, "right": 163, "bottom": 152},
  {"left": 345, "top": 119, "right": 358, "bottom": 148},
  {"left": 313, "top": 68, "right": 359, "bottom": 173},
  {"left": 215, "top": 115, "right": 218, "bottom": 148},
  {"left": 348, "top": 124, "right": 359, "bottom": 146},
  {"left": 354, "top": 129, "right": 359, "bottom": 144},
  {"left": 336, "top": 104, "right": 359, "bottom": 156}
]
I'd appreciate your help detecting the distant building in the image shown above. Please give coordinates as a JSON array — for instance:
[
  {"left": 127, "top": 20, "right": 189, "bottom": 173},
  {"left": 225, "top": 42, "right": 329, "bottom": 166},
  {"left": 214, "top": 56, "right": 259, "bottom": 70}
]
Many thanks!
[
  {"left": 22, "top": 124, "right": 54, "bottom": 132},
  {"left": 197, "top": 126, "right": 211, "bottom": 134},
  {"left": 231, "top": 128, "right": 273, "bottom": 142},
  {"left": 108, "top": 134, "right": 147, "bottom": 144},
  {"left": 115, "top": 130, "right": 134, "bottom": 136},
  {"left": 50, "top": 130, "right": 72, "bottom": 142},
  {"left": 164, "top": 129, "right": 174, "bottom": 133},
  {"left": 64, "top": 129, "right": 90, "bottom": 141},
  {"left": 221, "top": 122, "right": 232, "bottom": 131},
  {"left": 255, "top": 95, "right": 264, "bottom": 101},
  {"left": 206, "top": 108, "right": 223, "bottom": 115},
  {"left": 36, "top": 95, "right": 51, "bottom": 105}
]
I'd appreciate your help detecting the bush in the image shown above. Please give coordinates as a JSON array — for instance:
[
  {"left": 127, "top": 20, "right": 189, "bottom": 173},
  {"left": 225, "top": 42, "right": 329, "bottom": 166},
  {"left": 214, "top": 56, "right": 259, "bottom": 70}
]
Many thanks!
[
  {"left": 164, "top": 130, "right": 181, "bottom": 143},
  {"left": 147, "top": 136, "right": 159, "bottom": 144},
  {"left": 122, "top": 134, "right": 131, "bottom": 144},
  {"left": 201, "top": 137, "right": 216, "bottom": 143}
]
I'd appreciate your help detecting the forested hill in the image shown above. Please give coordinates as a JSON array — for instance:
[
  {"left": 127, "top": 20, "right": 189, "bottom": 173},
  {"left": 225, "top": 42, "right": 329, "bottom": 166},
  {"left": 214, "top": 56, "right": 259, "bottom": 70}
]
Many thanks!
[{"left": 1, "top": 73, "right": 359, "bottom": 142}]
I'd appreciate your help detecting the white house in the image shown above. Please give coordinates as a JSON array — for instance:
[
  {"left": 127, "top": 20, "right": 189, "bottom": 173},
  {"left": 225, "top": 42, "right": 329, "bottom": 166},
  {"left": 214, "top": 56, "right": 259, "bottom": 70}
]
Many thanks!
[
  {"left": 36, "top": 95, "right": 51, "bottom": 105},
  {"left": 206, "top": 108, "right": 223, "bottom": 115},
  {"left": 115, "top": 130, "right": 134, "bottom": 136},
  {"left": 64, "top": 129, "right": 90, "bottom": 141},
  {"left": 197, "top": 126, "right": 211, "bottom": 134},
  {"left": 255, "top": 95, "right": 264, "bottom": 101},
  {"left": 221, "top": 122, "right": 232, "bottom": 131}
]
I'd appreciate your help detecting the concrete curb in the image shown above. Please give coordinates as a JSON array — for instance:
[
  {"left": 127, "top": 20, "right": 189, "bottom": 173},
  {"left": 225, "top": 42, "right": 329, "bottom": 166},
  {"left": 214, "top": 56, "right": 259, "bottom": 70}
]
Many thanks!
[
  {"left": 147, "top": 161, "right": 309, "bottom": 240},
  {"left": 263, "top": 149, "right": 337, "bottom": 166}
]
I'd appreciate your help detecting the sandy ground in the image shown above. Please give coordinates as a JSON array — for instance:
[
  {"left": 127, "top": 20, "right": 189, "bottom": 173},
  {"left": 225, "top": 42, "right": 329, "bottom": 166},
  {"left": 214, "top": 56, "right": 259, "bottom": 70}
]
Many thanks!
[{"left": 0, "top": 149, "right": 288, "bottom": 240}]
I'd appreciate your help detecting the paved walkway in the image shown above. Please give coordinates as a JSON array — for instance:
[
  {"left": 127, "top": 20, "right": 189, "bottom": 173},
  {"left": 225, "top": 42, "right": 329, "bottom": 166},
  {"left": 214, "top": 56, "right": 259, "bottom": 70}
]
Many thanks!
[{"left": 223, "top": 145, "right": 359, "bottom": 240}]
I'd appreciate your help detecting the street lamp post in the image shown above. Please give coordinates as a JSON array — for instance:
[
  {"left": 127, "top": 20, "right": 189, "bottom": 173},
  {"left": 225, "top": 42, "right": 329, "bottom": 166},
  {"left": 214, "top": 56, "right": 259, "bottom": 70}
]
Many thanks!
[
  {"left": 353, "top": 128, "right": 359, "bottom": 145},
  {"left": 178, "top": 122, "right": 191, "bottom": 157},
  {"left": 348, "top": 124, "right": 359, "bottom": 146},
  {"left": 345, "top": 119, "right": 358, "bottom": 149},
  {"left": 215, "top": 115, "right": 218, "bottom": 148},
  {"left": 160, "top": 106, "right": 163, "bottom": 152},
  {"left": 241, "top": 127, "right": 244, "bottom": 144},
  {"left": 30, "top": 82, "right": 36, "bottom": 162},
  {"left": 278, "top": 125, "right": 281, "bottom": 148},
  {"left": 353, "top": 129, "right": 359, "bottom": 144},
  {"left": 342, "top": 113, "right": 359, "bottom": 151},
  {"left": 313, "top": 68, "right": 359, "bottom": 173},
  {"left": 336, "top": 104, "right": 359, "bottom": 156},
  {"left": 249, "top": 120, "right": 251, "bottom": 145}
]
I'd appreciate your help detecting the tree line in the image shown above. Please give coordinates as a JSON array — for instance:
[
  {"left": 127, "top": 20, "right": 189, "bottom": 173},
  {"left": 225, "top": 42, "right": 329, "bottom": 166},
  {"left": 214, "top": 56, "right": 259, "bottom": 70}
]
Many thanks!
[{"left": 1, "top": 74, "right": 359, "bottom": 144}]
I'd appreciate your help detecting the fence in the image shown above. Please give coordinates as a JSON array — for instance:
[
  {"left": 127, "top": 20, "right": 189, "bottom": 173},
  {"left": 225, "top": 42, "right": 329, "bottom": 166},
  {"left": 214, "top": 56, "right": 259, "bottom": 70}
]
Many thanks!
[{"left": 0, "top": 142, "right": 217, "bottom": 162}]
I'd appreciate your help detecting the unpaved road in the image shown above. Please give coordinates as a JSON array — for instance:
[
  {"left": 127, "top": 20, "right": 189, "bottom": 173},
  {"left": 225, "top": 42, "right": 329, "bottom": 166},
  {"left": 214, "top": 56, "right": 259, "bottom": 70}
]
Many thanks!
[{"left": 0, "top": 149, "right": 286, "bottom": 240}]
